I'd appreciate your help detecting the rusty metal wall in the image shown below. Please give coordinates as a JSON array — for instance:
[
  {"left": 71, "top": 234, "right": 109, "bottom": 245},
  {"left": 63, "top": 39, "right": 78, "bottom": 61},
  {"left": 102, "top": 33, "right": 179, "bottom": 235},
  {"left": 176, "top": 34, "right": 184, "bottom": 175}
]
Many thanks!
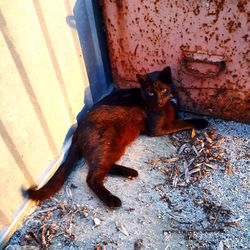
[
  {"left": 0, "top": 0, "right": 89, "bottom": 245},
  {"left": 101, "top": 0, "right": 250, "bottom": 123}
]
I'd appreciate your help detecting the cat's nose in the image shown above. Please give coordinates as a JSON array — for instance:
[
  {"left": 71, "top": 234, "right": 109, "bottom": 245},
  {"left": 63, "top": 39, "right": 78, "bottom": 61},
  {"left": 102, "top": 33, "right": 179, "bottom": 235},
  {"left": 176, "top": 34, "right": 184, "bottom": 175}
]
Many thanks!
[{"left": 157, "top": 97, "right": 163, "bottom": 105}]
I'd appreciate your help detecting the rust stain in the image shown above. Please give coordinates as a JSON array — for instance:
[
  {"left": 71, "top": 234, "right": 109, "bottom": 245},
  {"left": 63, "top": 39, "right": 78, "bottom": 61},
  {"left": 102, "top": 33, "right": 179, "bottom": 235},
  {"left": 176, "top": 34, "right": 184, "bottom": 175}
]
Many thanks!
[
  {"left": 207, "top": 0, "right": 226, "bottom": 23},
  {"left": 226, "top": 20, "right": 242, "bottom": 33},
  {"left": 237, "top": 0, "right": 248, "bottom": 12},
  {"left": 178, "top": 88, "right": 250, "bottom": 123},
  {"left": 100, "top": 0, "right": 250, "bottom": 123}
]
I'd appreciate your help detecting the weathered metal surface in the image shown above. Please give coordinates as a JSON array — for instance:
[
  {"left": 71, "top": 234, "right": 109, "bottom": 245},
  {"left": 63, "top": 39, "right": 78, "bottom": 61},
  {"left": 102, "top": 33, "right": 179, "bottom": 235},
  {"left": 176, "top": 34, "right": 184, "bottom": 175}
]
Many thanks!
[
  {"left": 0, "top": 0, "right": 89, "bottom": 244},
  {"left": 100, "top": 0, "right": 250, "bottom": 123}
]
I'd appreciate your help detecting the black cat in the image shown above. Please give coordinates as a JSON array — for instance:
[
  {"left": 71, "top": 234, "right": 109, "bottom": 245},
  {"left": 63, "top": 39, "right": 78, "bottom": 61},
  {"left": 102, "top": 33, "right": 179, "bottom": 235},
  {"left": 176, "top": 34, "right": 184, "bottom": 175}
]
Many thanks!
[{"left": 25, "top": 66, "right": 208, "bottom": 208}]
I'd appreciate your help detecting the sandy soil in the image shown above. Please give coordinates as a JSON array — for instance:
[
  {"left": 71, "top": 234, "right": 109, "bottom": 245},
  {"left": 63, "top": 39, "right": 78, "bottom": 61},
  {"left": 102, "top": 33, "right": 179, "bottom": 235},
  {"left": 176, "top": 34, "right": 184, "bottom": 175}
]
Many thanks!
[{"left": 5, "top": 113, "right": 250, "bottom": 250}]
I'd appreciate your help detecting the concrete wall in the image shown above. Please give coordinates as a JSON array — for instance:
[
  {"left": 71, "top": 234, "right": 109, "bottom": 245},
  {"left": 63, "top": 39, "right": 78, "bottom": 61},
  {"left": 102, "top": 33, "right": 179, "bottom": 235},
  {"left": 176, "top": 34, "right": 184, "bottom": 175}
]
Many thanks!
[{"left": 0, "top": 0, "right": 89, "bottom": 243}]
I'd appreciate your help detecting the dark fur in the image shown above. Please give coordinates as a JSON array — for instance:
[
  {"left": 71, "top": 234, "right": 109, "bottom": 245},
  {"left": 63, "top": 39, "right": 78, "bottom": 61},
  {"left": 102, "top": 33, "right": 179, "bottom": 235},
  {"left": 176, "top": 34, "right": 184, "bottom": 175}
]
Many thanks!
[{"left": 26, "top": 66, "right": 208, "bottom": 208}]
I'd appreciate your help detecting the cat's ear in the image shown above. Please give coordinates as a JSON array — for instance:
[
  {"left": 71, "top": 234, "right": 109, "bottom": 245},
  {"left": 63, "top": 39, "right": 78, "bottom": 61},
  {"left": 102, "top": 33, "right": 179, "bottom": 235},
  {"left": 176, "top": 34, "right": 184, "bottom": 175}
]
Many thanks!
[
  {"left": 157, "top": 66, "right": 172, "bottom": 83},
  {"left": 136, "top": 74, "right": 151, "bottom": 87}
]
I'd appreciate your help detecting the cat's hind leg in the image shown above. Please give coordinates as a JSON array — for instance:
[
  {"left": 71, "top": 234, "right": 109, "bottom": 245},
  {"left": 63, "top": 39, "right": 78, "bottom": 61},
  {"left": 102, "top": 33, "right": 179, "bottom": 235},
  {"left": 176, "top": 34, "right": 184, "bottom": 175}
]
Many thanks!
[
  {"left": 86, "top": 168, "right": 122, "bottom": 208},
  {"left": 109, "top": 164, "right": 138, "bottom": 179}
]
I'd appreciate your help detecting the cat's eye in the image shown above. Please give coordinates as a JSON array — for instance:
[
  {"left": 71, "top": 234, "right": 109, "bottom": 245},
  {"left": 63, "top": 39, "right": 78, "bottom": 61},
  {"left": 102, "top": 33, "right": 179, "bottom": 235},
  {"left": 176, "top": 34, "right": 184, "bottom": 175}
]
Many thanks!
[
  {"left": 148, "top": 92, "right": 154, "bottom": 96},
  {"left": 161, "top": 89, "right": 168, "bottom": 94}
]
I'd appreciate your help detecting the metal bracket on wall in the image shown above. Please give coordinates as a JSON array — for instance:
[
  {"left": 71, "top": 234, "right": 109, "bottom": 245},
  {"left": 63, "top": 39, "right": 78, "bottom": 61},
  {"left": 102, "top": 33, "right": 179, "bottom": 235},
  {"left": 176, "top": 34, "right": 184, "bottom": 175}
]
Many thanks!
[{"left": 181, "top": 52, "right": 226, "bottom": 78}]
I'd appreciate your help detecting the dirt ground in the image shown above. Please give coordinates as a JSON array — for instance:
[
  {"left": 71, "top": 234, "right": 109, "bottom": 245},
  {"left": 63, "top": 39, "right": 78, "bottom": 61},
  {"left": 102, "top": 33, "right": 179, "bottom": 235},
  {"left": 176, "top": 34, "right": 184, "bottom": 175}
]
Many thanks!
[{"left": 5, "top": 113, "right": 250, "bottom": 250}]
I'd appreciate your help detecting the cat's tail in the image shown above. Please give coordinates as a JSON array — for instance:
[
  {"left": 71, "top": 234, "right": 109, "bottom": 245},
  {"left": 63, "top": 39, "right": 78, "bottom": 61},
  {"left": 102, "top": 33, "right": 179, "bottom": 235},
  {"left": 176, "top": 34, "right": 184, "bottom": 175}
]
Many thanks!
[{"left": 24, "top": 141, "right": 81, "bottom": 201}]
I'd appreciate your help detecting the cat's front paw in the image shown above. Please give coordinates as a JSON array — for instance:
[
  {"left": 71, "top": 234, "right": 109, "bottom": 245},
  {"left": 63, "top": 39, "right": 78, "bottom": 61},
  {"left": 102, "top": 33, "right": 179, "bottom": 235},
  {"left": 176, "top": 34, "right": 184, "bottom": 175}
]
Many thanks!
[
  {"left": 105, "top": 194, "right": 122, "bottom": 208},
  {"left": 127, "top": 169, "right": 139, "bottom": 179},
  {"left": 110, "top": 164, "right": 138, "bottom": 179},
  {"left": 193, "top": 119, "right": 209, "bottom": 130}
]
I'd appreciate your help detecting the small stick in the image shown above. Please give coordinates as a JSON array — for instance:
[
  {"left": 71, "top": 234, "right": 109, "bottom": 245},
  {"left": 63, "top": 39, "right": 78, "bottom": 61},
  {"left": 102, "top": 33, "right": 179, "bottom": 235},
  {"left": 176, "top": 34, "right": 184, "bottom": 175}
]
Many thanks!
[
  {"left": 48, "top": 232, "right": 65, "bottom": 242},
  {"left": 41, "top": 225, "right": 47, "bottom": 248},
  {"left": 212, "top": 207, "right": 221, "bottom": 226},
  {"left": 25, "top": 206, "right": 58, "bottom": 226},
  {"left": 169, "top": 217, "right": 205, "bottom": 225},
  {"left": 67, "top": 211, "right": 75, "bottom": 236},
  {"left": 165, "top": 226, "right": 225, "bottom": 233}
]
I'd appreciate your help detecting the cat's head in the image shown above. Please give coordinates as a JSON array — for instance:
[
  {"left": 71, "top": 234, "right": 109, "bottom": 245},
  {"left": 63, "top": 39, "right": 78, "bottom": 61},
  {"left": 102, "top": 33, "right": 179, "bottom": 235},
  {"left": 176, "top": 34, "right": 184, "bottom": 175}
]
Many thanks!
[{"left": 136, "top": 66, "right": 173, "bottom": 110}]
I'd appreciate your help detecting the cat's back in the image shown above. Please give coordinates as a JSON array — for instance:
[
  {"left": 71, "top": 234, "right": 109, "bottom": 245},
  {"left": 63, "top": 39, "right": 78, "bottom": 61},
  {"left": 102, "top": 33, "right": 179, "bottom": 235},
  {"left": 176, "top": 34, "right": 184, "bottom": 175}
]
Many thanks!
[
  {"left": 76, "top": 104, "right": 145, "bottom": 144},
  {"left": 87, "top": 105, "right": 144, "bottom": 124},
  {"left": 96, "top": 88, "right": 142, "bottom": 107},
  {"left": 75, "top": 105, "right": 145, "bottom": 159}
]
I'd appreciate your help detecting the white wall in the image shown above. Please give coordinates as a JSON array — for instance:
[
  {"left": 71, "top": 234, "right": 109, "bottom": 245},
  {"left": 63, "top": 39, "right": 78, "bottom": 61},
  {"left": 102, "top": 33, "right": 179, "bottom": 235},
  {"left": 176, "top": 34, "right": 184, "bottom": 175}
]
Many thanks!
[{"left": 0, "top": 0, "right": 89, "bottom": 244}]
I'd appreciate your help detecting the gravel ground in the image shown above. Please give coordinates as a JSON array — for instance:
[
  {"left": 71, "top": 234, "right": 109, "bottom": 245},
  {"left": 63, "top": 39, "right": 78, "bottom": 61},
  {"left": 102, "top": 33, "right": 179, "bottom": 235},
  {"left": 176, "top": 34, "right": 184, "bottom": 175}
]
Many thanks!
[{"left": 5, "top": 114, "right": 250, "bottom": 250}]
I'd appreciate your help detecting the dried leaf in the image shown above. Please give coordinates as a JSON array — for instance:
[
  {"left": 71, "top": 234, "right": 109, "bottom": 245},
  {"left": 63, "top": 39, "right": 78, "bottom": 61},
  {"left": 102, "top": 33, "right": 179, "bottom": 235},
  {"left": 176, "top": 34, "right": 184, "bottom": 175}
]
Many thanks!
[
  {"left": 163, "top": 157, "right": 180, "bottom": 163},
  {"left": 134, "top": 239, "right": 143, "bottom": 250},
  {"left": 172, "top": 204, "right": 184, "bottom": 211},
  {"left": 93, "top": 217, "right": 101, "bottom": 226},
  {"left": 229, "top": 215, "right": 244, "bottom": 223},
  {"left": 208, "top": 128, "right": 216, "bottom": 140},
  {"left": 205, "top": 163, "right": 219, "bottom": 170},
  {"left": 66, "top": 185, "right": 72, "bottom": 199},
  {"left": 192, "top": 145, "right": 199, "bottom": 156},
  {"left": 184, "top": 167, "right": 190, "bottom": 184},
  {"left": 172, "top": 174, "right": 179, "bottom": 187},
  {"left": 204, "top": 132, "right": 213, "bottom": 143},
  {"left": 198, "top": 148, "right": 205, "bottom": 154},
  {"left": 189, "top": 168, "right": 201, "bottom": 175},
  {"left": 164, "top": 232, "right": 172, "bottom": 249},
  {"left": 178, "top": 181, "right": 187, "bottom": 187},
  {"left": 191, "top": 129, "right": 196, "bottom": 138},
  {"left": 160, "top": 168, "right": 167, "bottom": 175},
  {"left": 95, "top": 243, "right": 101, "bottom": 250},
  {"left": 226, "top": 164, "right": 233, "bottom": 177},
  {"left": 168, "top": 212, "right": 185, "bottom": 221},
  {"left": 178, "top": 144, "right": 188, "bottom": 154},
  {"left": 160, "top": 194, "right": 172, "bottom": 207},
  {"left": 149, "top": 158, "right": 162, "bottom": 166},
  {"left": 82, "top": 207, "right": 89, "bottom": 217},
  {"left": 217, "top": 241, "right": 224, "bottom": 250},
  {"left": 187, "top": 158, "right": 195, "bottom": 167},
  {"left": 195, "top": 163, "right": 203, "bottom": 167},
  {"left": 116, "top": 222, "right": 129, "bottom": 236},
  {"left": 41, "top": 225, "right": 47, "bottom": 248}
]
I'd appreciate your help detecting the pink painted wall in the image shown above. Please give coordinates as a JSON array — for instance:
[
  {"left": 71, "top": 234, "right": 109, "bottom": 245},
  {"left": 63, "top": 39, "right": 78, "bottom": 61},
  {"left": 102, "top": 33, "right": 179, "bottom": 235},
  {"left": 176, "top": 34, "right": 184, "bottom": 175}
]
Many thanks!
[{"left": 101, "top": 0, "right": 250, "bottom": 123}]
